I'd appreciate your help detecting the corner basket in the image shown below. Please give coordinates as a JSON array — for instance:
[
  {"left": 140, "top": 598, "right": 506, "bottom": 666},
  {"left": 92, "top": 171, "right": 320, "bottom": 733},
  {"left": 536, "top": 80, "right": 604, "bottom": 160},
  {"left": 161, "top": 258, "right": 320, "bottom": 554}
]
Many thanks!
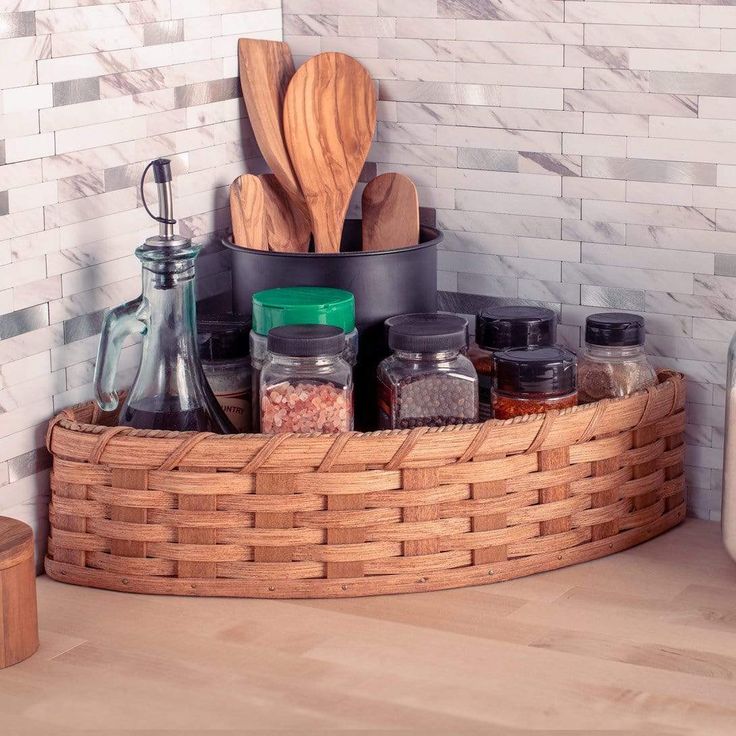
[{"left": 45, "top": 372, "right": 686, "bottom": 598}]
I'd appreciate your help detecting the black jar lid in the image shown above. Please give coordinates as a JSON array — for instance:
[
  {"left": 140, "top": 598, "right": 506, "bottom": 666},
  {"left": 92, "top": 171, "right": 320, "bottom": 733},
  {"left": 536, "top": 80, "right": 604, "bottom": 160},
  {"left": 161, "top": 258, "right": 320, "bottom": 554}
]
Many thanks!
[
  {"left": 585, "top": 312, "right": 645, "bottom": 347},
  {"left": 197, "top": 314, "right": 250, "bottom": 361},
  {"left": 267, "top": 324, "right": 345, "bottom": 357},
  {"left": 386, "top": 313, "right": 469, "bottom": 353},
  {"left": 494, "top": 346, "right": 577, "bottom": 395},
  {"left": 476, "top": 306, "right": 557, "bottom": 351}
]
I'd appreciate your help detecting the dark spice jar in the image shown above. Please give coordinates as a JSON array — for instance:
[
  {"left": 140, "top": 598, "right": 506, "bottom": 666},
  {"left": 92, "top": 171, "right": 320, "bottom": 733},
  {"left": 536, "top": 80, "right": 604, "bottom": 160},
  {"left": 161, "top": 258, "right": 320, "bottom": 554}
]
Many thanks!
[
  {"left": 492, "top": 346, "right": 577, "bottom": 419},
  {"left": 377, "top": 313, "right": 478, "bottom": 429},
  {"left": 468, "top": 306, "right": 557, "bottom": 421}
]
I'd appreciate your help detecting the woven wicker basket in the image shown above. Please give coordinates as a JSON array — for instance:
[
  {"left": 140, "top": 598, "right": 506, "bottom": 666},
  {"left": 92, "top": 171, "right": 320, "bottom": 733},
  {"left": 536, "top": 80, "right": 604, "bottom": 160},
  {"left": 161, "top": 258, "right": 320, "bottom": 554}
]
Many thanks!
[{"left": 45, "top": 372, "right": 686, "bottom": 598}]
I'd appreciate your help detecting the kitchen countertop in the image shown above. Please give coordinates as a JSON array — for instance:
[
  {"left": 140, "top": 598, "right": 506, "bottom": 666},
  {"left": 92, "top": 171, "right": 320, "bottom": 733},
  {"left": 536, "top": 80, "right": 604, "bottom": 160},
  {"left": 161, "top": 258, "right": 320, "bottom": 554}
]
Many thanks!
[{"left": 2, "top": 519, "right": 735, "bottom": 734}]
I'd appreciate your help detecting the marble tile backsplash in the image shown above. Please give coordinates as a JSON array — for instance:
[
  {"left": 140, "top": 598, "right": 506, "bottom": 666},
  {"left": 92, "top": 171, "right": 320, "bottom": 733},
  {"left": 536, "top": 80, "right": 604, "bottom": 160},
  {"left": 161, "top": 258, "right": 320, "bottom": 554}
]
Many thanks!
[
  {"left": 283, "top": 0, "right": 736, "bottom": 521},
  {"left": 0, "top": 0, "right": 281, "bottom": 559}
]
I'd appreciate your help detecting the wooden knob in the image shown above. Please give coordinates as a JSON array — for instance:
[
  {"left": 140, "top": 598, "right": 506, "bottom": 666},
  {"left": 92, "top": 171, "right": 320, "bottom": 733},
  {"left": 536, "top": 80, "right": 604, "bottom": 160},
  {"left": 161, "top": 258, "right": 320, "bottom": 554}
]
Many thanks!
[{"left": 0, "top": 516, "right": 39, "bottom": 669}]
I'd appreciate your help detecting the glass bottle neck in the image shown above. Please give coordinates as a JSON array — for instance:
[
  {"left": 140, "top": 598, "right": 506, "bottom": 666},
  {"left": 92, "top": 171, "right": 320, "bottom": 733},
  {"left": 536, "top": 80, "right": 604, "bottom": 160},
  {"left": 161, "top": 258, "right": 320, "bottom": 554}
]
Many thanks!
[{"left": 585, "top": 342, "right": 645, "bottom": 359}]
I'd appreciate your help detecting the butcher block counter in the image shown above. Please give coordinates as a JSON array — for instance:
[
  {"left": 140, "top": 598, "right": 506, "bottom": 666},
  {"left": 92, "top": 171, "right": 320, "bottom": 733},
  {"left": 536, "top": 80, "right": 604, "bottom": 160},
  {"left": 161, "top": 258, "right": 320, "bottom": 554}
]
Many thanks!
[{"left": 1, "top": 519, "right": 735, "bottom": 734}]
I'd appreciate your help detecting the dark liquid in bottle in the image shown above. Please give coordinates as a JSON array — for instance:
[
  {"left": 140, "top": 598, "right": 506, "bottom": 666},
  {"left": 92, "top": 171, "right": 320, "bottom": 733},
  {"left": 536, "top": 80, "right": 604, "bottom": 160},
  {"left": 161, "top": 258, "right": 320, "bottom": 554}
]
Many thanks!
[{"left": 121, "top": 395, "right": 233, "bottom": 432}]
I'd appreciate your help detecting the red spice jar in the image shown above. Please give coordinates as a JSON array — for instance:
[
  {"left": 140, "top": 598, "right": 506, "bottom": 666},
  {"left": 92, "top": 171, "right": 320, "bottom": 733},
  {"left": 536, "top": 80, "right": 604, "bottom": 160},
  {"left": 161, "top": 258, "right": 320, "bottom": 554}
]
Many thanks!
[
  {"left": 260, "top": 325, "right": 353, "bottom": 434},
  {"left": 492, "top": 346, "right": 577, "bottom": 419},
  {"left": 469, "top": 306, "right": 557, "bottom": 420}
]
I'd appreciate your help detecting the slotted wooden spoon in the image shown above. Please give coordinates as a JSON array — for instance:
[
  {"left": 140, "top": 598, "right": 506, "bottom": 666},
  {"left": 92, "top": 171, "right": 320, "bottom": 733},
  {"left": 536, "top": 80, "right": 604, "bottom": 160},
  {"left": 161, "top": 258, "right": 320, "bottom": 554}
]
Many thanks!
[
  {"left": 259, "top": 173, "right": 311, "bottom": 252},
  {"left": 229, "top": 174, "right": 266, "bottom": 250},
  {"left": 238, "top": 40, "right": 305, "bottom": 208},
  {"left": 283, "top": 52, "right": 376, "bottom": 253},
  {"left": 361, "top": 173, "right": 420, "bottom": 251}
]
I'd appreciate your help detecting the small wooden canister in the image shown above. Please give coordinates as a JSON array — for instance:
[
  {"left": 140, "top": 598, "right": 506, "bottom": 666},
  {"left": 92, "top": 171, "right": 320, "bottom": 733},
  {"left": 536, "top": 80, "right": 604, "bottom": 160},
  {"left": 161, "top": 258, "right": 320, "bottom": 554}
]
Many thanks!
[{"left": 0, "top": 516, "right": 39, "bottom": 668}]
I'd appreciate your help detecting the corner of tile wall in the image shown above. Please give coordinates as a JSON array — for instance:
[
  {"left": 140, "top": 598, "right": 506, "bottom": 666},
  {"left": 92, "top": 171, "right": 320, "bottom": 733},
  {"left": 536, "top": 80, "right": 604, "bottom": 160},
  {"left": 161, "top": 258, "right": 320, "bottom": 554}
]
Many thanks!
[
  {"left": 0, "top": 0, "right": 283, "bottom": 554},
  {"left": 283, "top": 0, "right": 733, "bottom": 520}
]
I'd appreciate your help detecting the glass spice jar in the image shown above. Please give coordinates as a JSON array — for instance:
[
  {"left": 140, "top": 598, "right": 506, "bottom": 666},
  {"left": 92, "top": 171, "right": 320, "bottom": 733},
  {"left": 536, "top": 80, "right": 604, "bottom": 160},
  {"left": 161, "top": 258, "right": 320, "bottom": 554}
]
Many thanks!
[
  {"left": 250, "top": 287, "right": 358, "bottom": 430},
  {"left": 578, "top": 313, "right": 657, "bottom": 403},
  {"left": 492, "top": 346, "right": 577, "bottom": 419},
  {"left": 378, "top": 313, "right": 478, "bottom": 429},
  {"left": 468, "top": 306, "right": 557, "bottom": 421},
  {"left": 260, "top": 325, "right": 353, "bottom": 434},
  {"left": 198, "top": 315, "right": 252, "bottom": 433}
]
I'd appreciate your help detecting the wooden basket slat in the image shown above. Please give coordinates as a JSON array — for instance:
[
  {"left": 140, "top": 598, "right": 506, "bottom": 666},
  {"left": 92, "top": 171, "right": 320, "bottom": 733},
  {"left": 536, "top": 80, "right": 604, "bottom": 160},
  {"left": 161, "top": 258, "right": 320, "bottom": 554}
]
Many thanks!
[{"left": 45, "top": 372, "right": 687, "bottom": 599}]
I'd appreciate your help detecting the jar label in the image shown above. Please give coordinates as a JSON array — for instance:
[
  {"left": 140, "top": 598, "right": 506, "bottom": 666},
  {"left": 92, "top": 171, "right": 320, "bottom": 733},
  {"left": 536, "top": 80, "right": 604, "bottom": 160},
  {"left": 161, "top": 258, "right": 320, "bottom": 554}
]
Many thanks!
[{"left": 215, "top": 390, "right": 251, "bottom": 433}]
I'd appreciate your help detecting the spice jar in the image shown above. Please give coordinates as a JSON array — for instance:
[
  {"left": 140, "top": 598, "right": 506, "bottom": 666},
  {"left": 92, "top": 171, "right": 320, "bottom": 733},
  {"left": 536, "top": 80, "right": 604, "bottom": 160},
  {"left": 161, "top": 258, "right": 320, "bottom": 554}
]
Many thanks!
[
  {"left": 260, "top": 324, "right": 353, "bottom": 434},
  {"left": 578, "top": 313, "right": 657, "bottom": 403},
  {"left": 492, "top": 346, "right": 577, "bottom": 419},
  {"left": 198, "top": 315, "right": 252, "bottom": 433},
  {"left": 250, "top": 287, "right": 358, "bottom": 430},
  {"left": 468, "top": 306, "right": 557, "bottom": 421},
  {"left": 378, "top": 313, "right": 478, "bottom": 429}
]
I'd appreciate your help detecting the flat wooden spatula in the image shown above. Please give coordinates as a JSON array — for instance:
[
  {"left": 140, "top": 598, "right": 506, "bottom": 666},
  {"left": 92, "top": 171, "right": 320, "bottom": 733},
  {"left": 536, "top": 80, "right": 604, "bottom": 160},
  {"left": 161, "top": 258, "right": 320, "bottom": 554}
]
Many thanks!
[
  {"left": 283, "top": 52, "right": 376, "bottom": 253},
  {"left": 259, "top": 173, "right": 310, "bottom": 252},
  {"left": 238, "top": 40, "right": 305, "bottom": 212},
  {"left": 230, "top": 174, "right": 266, "bottom": 250},
  {"left": 362, "top": 173, "right": 420, "bottom": 251}
]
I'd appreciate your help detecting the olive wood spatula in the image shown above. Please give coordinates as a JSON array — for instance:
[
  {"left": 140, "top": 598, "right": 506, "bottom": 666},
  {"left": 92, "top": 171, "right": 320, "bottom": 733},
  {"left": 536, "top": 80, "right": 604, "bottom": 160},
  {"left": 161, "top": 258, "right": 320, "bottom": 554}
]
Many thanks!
[
  {"left": 229, "top": 174, "right": 266, "bottom": 250},
  {"left": 259, "top": 173, "right": 311, "bottom": 252},
  {"left": 283, "top": 52, "right": 376, "bottom": 253},
  {"left": 361, "top": 173, "right": 420, "bottom": 251}
]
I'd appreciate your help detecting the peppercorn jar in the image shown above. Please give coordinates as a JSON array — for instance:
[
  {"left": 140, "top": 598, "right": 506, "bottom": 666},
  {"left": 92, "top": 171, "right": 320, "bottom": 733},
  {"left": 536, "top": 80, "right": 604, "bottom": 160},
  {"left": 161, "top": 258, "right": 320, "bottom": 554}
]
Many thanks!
[
  {"left": 198, "top": 315, "right": 252, "bottom": 433},
  {"left": 468, "top": 306, "right": 557, "bottom": 421},
  {"left": 250, "top": 287, "right": 358, "bottom": 429},
  {"left": 492, "top": 346, "right": 577, "bottom": 419},
  {"left": 378, "top": 313, "right": 478, "bottom": 429},
  {"left": 260, "top": 325, "right": 353, "bottom": 434},
  {"left": 578, "top": 313, "right": 657, "bottom": 403}
]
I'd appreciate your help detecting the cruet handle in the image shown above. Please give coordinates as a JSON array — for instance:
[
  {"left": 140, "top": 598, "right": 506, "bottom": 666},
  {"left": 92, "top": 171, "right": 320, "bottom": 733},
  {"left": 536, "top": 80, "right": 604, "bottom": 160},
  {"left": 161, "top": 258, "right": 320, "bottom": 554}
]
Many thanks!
[{"left": 93, "top": 296, "right": 147, "bottom": 412}]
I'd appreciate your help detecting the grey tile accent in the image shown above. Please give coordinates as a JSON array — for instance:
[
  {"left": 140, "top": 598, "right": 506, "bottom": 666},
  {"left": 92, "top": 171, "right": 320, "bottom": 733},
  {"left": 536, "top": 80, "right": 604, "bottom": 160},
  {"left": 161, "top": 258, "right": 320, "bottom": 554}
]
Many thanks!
[
  {"left": 52, "top": 78, "right": 101, "bottom": 107},
  {"left": 0, "top": 11, "right": 35, "bottom": 40},
  {"left": 359, "top": 161, "right": 377, "bottom": 183},
  {"left": 715, "top": 255, "right": 736, "bottom": 278},
  {"left": 458, "top": 148, "right": 518, "bottom": 173},
  {"left": 650, "top": 72, "right": 736, "bottom": 98},
  {"left": 284, "top": 14, "right": 338, "bottom": 36},
  {"left": 520, "top": 152, "right": 581, "bottom": 177},
  {"left": 63, "top": 308, "right": 106, "bottom": 345},
  {"left": 104, "top": 162, "right": 146, "bottom": 193},
  {"left": 419, "top": 207, "right": 437, "bottom": 228},
  {"left": 8, "top": 448, "right": 52, "bottom": 484},
  {"left": 581, "top": 285, "right": 646, "bottom": 312},
  {"left": 437, "top": 290, "right": 561, "bottom": 318},
  {"left": 174, "top": 78, "right": 240, "bottom": 109},
  {"left": 0, "top": 191, "right": 8, "bottom": 217},
  {"left": 582, "top": 157, "right": 716, "bottom": 186},
  {"left": 0, "top": 140, "right": 5, "bottom": 167},
  {"left": 0, "top": 305, "right": 49, "bottom": 341},
  {"left": 143, "top": 20, "right": 185, "bottom": 46}
]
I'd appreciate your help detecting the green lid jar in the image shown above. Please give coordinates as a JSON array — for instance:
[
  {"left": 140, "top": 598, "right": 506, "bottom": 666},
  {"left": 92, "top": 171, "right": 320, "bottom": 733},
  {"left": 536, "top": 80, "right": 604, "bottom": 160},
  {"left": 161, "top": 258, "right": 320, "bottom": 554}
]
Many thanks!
[
  {"left": 251, "top": 287, "right": 356, "bottom": 337},
  {"left": 249, "top": 287, "right": 359, "bottom": 431}
]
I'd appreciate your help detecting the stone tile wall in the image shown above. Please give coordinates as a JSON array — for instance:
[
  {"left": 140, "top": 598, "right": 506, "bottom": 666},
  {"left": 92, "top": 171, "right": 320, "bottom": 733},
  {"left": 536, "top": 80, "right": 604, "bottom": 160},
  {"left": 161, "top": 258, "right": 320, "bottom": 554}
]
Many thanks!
[
  {"left": 283, "top": 0, "right": 736, "bottom": 521},
  {"left": 0, "top": 0, "right": 281, "bottom": 557}
]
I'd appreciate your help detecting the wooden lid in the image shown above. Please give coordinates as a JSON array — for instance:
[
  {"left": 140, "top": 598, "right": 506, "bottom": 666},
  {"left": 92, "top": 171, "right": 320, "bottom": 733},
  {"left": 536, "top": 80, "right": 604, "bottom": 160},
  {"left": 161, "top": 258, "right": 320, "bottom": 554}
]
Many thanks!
[{"left": 0, "top": 517, "right": 34, "bottom": 571}]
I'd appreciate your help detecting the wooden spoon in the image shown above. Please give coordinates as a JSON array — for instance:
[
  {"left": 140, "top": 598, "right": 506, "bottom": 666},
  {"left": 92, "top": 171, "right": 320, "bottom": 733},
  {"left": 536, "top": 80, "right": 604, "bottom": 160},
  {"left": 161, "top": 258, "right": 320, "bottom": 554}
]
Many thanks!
[
  {"left": 259, "top": 173, "right": 311, "bottom": 252},
  {"left": 361, "top": 173, "right": 420, "bottom": 251},
  {"left": 283, "top": 52, "right": 376, "bottom": 253},
  {"left": 229, "top": 174, "right": 266, "bottom": 250},
  {"left": 238, "top": 39, "right": 305, "bottom": 214}
]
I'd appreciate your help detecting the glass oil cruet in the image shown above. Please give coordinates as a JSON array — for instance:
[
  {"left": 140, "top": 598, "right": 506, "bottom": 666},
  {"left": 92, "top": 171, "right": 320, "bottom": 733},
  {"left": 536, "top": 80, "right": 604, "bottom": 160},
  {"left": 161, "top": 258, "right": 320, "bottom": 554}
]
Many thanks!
[
  {"left": 723, "top": 335, "right": 736, "bottom": 562},
  {"left": 93, "top": 158, "right": 234, "bottom": 433}
]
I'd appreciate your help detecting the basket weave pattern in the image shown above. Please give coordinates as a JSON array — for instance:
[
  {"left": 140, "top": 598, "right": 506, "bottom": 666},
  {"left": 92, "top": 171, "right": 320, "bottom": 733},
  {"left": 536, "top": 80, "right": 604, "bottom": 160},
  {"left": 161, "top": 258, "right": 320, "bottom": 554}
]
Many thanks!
[{"left": 45, "top": 373, "right": 686, "bottom": 598}]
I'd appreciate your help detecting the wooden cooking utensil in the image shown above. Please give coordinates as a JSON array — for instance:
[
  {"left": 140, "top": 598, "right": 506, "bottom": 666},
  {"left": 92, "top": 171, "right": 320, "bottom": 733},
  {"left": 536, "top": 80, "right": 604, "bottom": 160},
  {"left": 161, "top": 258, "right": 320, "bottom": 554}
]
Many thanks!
[
  {"left": 238, "top": 39, "right": 305, "bottom": 213},
  {"left": 229, "top": 174, "right": 266, "bottom": 250},
  {"left": 259, "top": 173, "right": 311, "bottom": 252},
  {"left": 283, "top": 52, "right": 376, "bottom": 253},
  {"left": 361, "top": 173, "right": 420, "bottom": 252}
]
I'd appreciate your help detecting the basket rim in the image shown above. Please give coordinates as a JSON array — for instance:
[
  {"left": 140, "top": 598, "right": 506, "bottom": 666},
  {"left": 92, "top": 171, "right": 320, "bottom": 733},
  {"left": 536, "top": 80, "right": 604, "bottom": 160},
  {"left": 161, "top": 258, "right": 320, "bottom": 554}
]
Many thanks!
[{"left": 49, "top": 370, "right": 684, "bottom": 442}]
